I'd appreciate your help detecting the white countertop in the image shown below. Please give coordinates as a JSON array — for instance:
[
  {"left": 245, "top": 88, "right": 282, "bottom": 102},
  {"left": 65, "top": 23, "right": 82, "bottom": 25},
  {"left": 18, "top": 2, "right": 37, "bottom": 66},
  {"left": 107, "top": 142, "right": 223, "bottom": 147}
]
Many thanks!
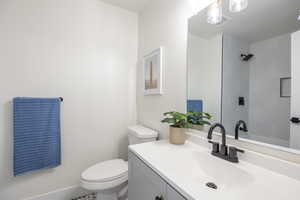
[{"left": 129, "top": 140, "right": 300, "bottom": 200}]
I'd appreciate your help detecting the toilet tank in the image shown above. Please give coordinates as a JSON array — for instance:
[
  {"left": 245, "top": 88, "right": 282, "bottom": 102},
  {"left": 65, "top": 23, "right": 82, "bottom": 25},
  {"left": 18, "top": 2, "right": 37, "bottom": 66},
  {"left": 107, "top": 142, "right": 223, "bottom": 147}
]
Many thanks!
[{"left": 128, "top": 125, "right": 158, "bottom": 145}]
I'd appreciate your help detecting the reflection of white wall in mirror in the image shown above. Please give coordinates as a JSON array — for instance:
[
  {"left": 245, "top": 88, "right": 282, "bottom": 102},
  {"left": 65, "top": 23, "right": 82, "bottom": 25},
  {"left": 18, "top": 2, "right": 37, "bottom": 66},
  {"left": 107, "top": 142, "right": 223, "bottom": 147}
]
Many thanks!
[
  {"left": 291, "top": 30, "right": 300, "bottom": 149},
  {"left": 188, "top": 33, "right": 222, "bottom": 124},
  {"left": 222, "top": 34, "right": 250, "bottom": 136},
  {"left": 249, "top": 33, "right": 291, "bottom": 147}
]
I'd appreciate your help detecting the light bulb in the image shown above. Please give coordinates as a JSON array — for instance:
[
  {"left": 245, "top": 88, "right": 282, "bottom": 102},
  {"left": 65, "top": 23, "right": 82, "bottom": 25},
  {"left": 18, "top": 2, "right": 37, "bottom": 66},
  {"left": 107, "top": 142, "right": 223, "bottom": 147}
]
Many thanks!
[
  {"left": 298, "top": 10, "right": 300, "bottom": 21},
  {"left": 229, "top": 0, "right": 248, "bottom": 12},
  {"left": 207, "top": 1, "right": 223, "bottom": 25}
]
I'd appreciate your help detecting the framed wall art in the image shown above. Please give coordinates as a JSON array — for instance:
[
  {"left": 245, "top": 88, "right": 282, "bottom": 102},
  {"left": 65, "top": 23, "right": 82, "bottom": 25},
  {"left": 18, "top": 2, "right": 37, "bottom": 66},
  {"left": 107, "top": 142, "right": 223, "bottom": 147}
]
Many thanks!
[{"left": 143, "top": 47, "right": 164, "bottom": 95}]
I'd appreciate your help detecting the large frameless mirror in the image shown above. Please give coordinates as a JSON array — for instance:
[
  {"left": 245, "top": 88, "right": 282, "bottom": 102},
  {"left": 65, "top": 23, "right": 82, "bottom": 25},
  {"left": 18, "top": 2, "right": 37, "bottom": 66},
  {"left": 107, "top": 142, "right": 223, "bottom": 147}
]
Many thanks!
[{"left": 187, "top": 0, "right": 300, "bottom": 150}]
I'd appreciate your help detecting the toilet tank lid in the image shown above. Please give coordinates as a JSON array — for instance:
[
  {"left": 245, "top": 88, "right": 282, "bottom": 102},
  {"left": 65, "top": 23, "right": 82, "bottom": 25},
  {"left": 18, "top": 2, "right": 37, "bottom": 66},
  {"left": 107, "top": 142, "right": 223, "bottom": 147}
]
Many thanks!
[{"left": 128, "top": 125, "right": 158, "bottom": 139}]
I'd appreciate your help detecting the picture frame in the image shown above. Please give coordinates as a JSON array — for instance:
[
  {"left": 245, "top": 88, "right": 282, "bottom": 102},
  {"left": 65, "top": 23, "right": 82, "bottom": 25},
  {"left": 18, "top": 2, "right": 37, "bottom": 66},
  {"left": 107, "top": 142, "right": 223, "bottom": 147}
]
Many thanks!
[{"left": 143, "top": 47, "right": 164, "bottom": 95}]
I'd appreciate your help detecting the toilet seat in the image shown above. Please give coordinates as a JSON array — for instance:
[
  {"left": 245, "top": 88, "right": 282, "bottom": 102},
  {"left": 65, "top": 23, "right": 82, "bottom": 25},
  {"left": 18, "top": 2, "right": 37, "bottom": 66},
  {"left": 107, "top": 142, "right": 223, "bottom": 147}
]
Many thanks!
[
  {"left": 81, "top": 159, "right": 128, "bottom": 191},
  {"left": 79, "top": 125, "right": 157, "bottom": 200}
]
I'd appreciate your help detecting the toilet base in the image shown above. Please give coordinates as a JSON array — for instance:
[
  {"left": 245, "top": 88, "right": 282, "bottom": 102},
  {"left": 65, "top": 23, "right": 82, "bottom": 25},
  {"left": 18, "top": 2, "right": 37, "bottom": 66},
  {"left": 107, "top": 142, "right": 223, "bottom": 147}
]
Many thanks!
[
  {"left": 96, "top": 192, "right": 118, "bottom": 200},
  {"left": 92, "top": 181, "right": 127, "bottom": 200}
]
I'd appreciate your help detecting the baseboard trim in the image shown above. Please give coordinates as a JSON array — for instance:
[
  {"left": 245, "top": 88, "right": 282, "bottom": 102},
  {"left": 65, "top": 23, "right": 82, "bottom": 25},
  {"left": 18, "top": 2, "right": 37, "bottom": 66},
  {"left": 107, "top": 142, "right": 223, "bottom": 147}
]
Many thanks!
[{"left": 23, "top": 185, "right": 89, "bottom": 200}]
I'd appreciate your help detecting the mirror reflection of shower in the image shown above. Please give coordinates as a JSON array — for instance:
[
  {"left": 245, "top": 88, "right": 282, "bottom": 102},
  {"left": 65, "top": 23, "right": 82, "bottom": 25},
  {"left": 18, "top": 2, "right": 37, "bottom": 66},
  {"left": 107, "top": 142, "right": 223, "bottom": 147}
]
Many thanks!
[
  {"left": 222, "top": 33, "right": 291, "bottom": 148},
  {"left": 187, "top": 0, "right": 300, "bottom": 150}
]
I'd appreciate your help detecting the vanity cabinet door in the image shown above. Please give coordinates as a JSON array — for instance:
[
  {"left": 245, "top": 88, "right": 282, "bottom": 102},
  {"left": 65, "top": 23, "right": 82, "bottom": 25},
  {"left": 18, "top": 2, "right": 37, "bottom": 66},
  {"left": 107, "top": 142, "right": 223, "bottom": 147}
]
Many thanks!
[
  {"left": 128, "top": 152, "right": 166, "bottom": 200},
  {"left": 166, "top": 184, "right": 187, "bottom": 200}
]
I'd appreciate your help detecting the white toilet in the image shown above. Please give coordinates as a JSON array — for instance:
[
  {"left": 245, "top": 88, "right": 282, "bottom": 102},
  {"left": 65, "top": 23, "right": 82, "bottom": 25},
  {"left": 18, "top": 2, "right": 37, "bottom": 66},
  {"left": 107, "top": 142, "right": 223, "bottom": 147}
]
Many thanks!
[{"left": 80, "top": 125, "right": 158, "bottom": 200}]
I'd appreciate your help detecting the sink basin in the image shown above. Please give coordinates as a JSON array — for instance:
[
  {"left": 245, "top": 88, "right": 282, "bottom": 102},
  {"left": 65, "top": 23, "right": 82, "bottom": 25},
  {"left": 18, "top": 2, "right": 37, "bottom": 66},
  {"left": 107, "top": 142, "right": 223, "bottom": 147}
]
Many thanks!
[{"left": 192, "top": 151, "right": 254, "bottom": 190}]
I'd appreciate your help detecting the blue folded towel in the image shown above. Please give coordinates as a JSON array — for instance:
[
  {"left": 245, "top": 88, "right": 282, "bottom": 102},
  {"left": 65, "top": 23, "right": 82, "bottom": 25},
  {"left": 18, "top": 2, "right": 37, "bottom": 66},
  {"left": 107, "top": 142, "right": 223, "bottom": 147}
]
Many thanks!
[
  {"left": 187, "top": 100, "right": 203, "bottom": 113},
  {"left": 13, "top": 97, "right": 61, "bottom": 176}
]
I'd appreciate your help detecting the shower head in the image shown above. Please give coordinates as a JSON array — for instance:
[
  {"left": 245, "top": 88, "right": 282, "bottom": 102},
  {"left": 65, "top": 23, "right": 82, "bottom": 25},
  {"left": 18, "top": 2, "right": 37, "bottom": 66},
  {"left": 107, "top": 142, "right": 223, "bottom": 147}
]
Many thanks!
[{"left": 241, "top": 54, "right": 254, "bottom": 61}]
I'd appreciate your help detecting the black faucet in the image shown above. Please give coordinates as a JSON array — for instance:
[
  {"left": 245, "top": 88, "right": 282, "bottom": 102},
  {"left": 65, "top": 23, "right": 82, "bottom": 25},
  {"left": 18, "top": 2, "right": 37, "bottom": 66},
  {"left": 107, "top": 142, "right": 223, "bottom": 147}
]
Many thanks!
[
  {"left": 208, "top": 123, "right": 244, "bottom": 163},
  {"left": 235, "top": 120, "right": 248, "bottom": 140},
  {"left": 208, "top": 123, "right": 227, "bottom": 155}
]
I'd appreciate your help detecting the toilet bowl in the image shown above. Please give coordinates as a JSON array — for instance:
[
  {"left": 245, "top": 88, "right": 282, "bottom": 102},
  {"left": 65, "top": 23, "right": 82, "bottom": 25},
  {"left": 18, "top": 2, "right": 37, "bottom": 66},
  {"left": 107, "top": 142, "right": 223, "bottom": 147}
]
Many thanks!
[
  {"left": 80, "top": 125, "right": 158, "bottom": 200},
  {"left": 81, "top": 159, "right": 128, "bottom": 200}
]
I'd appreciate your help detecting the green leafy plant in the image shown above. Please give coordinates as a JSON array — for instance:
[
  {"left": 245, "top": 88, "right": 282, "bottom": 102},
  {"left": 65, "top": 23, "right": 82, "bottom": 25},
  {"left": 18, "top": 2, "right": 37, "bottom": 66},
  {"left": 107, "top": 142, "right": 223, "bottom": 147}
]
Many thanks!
[
  {"left": 187, "top": 111, "right": 212, "bottom": 126},
  {"left": 161, "top": 112, "right": 192, "bottom": 128}
]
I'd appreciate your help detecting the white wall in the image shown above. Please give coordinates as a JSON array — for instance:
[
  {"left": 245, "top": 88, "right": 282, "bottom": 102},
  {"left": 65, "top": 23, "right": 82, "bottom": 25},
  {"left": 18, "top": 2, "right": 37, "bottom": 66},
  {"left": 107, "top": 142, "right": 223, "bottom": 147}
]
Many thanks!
[
  {"left": 249, "top": 34, "right": 291, "bottom": 145},
  {"left": 0, "top": 0, "right": 137, "bottom": 199},
  {"left": 222, "top": 34, "right": 250, "bottom": 136},
  {"left": 188, "top": 33, "right": 222, "bottom": 124},
  {"left": 188, "top": 34, "right": 208, "bottom": 100},
  {"left": 291, "top": 30, "right": 300, "bottom": 149},
  {"left": 137, "top": 0, "right": 214, "bottom": 138}
]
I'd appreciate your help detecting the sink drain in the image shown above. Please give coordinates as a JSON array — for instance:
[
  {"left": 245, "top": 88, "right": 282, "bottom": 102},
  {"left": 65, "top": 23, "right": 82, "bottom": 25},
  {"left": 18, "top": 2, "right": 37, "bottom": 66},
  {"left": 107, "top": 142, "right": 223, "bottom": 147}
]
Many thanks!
[{"left": 206, "top": 182, "right": 218, "bottom": 190}]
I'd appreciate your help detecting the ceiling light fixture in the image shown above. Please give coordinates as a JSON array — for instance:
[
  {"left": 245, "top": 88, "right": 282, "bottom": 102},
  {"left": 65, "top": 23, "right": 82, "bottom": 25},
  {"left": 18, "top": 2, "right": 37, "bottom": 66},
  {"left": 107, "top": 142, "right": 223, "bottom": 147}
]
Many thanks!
[
  {"left": 298, "top": 10, "right": 300, "bottom": 21},
  {"left": 207, "top": 0, "right": 223, "bottom": 25},
  {"left": 229, "top": 0, "right": 248, "bottom": 12}
]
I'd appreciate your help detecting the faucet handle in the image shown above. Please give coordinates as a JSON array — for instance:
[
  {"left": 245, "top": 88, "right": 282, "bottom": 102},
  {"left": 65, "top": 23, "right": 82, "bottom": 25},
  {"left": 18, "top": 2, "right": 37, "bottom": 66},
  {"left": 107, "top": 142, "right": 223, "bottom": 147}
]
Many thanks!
[
  {"left": 236, "top": 148, "right": 245, "bottom": 153},
  {"left": 228, "top": 146, "right": 245, "bottom": 163},
  {"left": 229, "top": 146, "right": 244, "bottom": 154},
  {"left": 208, "top": 141, "right": 219, "bottom": 153}
]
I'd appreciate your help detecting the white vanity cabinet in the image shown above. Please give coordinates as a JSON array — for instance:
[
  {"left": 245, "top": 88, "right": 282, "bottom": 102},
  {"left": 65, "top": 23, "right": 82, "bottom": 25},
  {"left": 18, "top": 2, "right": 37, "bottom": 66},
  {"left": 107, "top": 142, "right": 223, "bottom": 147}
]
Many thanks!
[
  {"left": 128, "top": 152, "right": 187, "bottom": 200},
  {"left": 166, "top": 185, "right": 187, "bottom": 200}
]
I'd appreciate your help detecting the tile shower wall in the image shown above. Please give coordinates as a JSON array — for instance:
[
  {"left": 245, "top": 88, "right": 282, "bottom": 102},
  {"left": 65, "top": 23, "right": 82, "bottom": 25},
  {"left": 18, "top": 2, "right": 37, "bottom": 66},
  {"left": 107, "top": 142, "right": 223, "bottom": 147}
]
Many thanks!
[
  {"left": 222, "top": 34, "right": 250, "bottom": 136},
  {"left": 249, "top": 34, "right": 291, "bottom": 146}
]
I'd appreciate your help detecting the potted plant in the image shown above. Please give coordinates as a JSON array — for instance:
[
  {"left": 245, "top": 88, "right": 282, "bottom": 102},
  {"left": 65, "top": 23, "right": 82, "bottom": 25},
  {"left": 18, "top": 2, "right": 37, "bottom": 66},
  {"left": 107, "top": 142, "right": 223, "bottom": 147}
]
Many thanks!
[
  {"left": 187, "top": 111, "right": 212, "bottom": 131},
  {"left": 161, "top": 111, "right": 191, "bottom": 145}
]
